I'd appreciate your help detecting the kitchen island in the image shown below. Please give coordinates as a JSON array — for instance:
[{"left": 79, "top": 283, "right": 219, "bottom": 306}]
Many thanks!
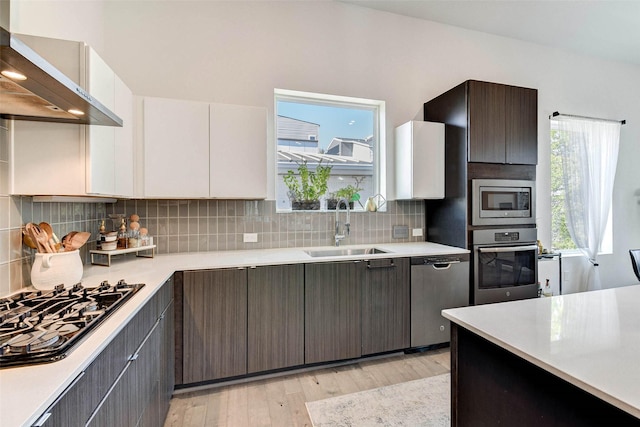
[{"left": 442, "top": 285, "right": 640, "bottom": 426}]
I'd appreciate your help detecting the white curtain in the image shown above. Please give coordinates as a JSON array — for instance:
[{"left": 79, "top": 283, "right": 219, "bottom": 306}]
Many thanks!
[{"left": 553, "top": 116, "right": 621, "bottom": 291}]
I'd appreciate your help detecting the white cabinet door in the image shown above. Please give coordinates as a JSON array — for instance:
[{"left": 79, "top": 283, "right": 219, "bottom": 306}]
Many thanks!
[
  {"left": 143, "top": 97, "right": 210, "bottom": 198},
  {"left": 394, "top": 121, "right": 444, "bottom": 200},
  {"left": 86, "top": 48, "right": 116, "bottom": 196},
  {"left": 209, "top": 104, "right": 267, "bottom": 199},
  {"left": 11, "top": 121, "right": 86, "bottom": 196},
  {"left": 114, "top": 75, "right": 134, "bottom": 198}
]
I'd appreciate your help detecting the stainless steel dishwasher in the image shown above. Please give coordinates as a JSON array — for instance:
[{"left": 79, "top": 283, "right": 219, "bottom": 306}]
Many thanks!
[{"left": 410, "top": 253, "right": 470, "bottom": 348}]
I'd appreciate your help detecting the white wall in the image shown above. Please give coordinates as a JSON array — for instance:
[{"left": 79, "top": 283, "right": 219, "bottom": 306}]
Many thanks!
[{"left": 10, "top": 1, "right": 640, "bottom": 291}]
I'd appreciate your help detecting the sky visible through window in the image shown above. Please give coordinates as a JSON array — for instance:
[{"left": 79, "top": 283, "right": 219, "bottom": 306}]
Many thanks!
[{"left": 277, "top": 101, "right": 374, "bottom": 149}]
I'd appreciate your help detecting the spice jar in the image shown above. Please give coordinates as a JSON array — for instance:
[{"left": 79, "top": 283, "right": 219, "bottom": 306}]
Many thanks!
[
  {"left": 128, "top": 219, "right": 141, "bottom": 248},
  {"left": 139, "top": 227, "right": 150, "bottom": 246},
  {"left": 117, "top": 218, "right": 128, "bottom": 249}
]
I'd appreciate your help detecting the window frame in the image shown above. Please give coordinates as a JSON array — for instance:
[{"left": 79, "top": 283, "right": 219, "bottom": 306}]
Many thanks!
[{"left": 274, "top": 88, "right": 386, "bottom": 212}]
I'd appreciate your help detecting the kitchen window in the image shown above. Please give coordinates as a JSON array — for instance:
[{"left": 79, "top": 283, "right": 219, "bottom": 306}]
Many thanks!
[
  {"left": 275, "top": 89, "right": 385, "bottom": 212},
  {"left": 550, "top": 125, "right": 612, "bottom": 254}
]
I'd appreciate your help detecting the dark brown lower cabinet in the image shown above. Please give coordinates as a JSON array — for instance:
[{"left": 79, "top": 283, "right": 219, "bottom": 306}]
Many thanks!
[
  {"left": 304, "top": 261, "right": 362, "bottom": 364},
  {"left": 361, "top": 258, "right": 410, "bottom": 355},
  {"left": 36, "top": 278, "right": 174, "bottom": 427},
  {"left": 182, "top": 269, "right": 247, "bottom": 384},
  {"left": 87, "top": 318, "right": 162, "bottom": 427},
  {"left": 247, "top": 265, "right": 304, "bottom": 373}
]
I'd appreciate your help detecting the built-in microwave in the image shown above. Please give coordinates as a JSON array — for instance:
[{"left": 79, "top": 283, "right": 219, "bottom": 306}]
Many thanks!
[{"left": 471, "top": 179, "right": 535, "bottom": 226}]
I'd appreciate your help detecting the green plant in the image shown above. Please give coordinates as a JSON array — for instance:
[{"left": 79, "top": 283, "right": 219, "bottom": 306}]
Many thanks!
[
  {"left": 332, "top": 184, "right": 363, "bottom": 203},
  {"left": 283, "top": 160, "right": 332, "bottom": 202}
]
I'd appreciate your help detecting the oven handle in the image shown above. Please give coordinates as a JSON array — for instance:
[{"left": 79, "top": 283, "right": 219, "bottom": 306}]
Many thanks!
[{"left": 478, "top": 245, "right": 538, "bottom": 253}]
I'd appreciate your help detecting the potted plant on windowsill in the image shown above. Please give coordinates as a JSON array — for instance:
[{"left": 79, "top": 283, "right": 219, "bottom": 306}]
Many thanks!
[
  {"left": 284, "top": 161, "right": 332, "bottom": 210},
  {"left": 327, "top": 184, "right": 363, "bottom": 210}
]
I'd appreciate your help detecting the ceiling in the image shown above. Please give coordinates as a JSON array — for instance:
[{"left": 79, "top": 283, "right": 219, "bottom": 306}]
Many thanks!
[{"left": 340, "top": 0, "right": 640, "bottom": 66}]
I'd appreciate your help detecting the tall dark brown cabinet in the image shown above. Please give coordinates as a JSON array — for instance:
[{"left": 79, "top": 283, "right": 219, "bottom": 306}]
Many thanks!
[
  {"left": 424, "top": 79, "right": 538, "bottom": 250},
  {"left": 424, "top": 80, "right": 538, "bottom": 304}
]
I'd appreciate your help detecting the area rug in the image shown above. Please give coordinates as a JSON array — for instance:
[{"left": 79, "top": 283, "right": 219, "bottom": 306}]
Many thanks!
[{"left": 305, "top": 373, "right": 450, "bottom": 426}]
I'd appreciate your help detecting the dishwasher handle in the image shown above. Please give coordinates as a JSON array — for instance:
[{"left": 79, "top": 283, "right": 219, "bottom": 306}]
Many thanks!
[{"left": 431, "top": 261, "right": 460, "bottom": 270}]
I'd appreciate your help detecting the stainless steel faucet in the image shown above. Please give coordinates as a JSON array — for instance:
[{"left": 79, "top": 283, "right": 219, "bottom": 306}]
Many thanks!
[{"left": 334, "top": 198, "right": 351, "bottom": 246}]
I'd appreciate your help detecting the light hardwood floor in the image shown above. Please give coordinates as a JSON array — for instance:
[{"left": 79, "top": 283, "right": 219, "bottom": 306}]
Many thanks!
[{"left": 164, "top": 348, "right": 450, "bottom": 427}]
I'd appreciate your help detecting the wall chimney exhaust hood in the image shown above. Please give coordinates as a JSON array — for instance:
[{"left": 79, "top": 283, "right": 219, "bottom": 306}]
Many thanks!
[{"left": 0, "top": 27, "right": 122, "bottom": 127}]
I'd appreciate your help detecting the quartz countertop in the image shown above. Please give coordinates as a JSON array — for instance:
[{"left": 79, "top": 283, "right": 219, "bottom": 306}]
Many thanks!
[
  {"left": 1, "top": 242, "right": 467, "bottom": 427},
  {"left": 442, "top": 285, "right": 640, "bottom": 418}
]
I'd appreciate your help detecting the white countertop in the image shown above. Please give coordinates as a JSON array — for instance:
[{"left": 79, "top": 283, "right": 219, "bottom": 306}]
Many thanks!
[
  {"left": 0, "top": 242, "right": 467, "bottom": 427},
  {"left": 442, "top": 285, "right": 640, "bottom": 419}
]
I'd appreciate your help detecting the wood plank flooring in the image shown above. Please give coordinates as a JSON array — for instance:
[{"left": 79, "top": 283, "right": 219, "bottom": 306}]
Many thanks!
[{"left": 164, "top": 348, "right": 450, "bottom": 427}]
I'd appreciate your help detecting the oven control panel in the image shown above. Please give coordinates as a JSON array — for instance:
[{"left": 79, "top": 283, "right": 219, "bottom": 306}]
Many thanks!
[{"left": 494, "top": 232, "right": 520, "bottom": 242}]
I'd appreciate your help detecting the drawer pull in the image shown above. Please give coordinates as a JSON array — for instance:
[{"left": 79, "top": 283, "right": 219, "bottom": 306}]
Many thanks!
[
  {"left": 32, "top": 412, "right": 51, "bottom": 426},
  {"left": 366, "top": 261, "right": 396, "bottom": 269}
]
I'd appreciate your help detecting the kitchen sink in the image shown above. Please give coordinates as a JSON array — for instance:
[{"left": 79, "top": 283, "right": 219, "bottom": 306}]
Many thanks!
[{"left": 304, "top": 247, "right": 389, "bottom": 257}]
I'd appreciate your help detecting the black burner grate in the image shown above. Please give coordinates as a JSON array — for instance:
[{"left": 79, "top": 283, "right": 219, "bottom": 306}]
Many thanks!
[{"left": 0, "top": 280, "right": 144, "bottom": 368}]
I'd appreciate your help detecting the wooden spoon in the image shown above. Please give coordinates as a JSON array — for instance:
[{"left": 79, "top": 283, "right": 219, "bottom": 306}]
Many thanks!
[
  {"left": 62, "top": 231, "right": 90, "bottom": 251},
  {"left": 22, "top": 229, "right": 38, "bottom": 250},
  {"left": 68, "top": 231, "right": 91, "bottom": 250},
  {"left": 62, "top": 231, "right": 77, "bottom": 251},
  {"left": 39, "top": 222, "right": 60, "bottom": 251},
  {"left": 26, "top": 223, "right": 53, "bottom": 253}
]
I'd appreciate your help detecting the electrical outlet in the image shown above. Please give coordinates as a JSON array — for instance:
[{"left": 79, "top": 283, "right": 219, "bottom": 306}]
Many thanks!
[
  {"left": 243, "top": 233, "right": 258, "bottom": 243},
  {"left": 392, "top": 225, "right": 409, "bottom": 239},
  {"left": 412, "top": 228, "right": 423, "bottom": 237}
]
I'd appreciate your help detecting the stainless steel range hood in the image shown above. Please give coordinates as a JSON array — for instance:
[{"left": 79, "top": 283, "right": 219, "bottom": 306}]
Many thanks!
[{"left": 0, "top": 27, "right": 122, "bottom": 126}]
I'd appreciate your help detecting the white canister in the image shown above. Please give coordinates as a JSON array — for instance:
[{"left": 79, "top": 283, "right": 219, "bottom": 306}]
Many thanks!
[{"left": 31, "top": 250, "right": 83, "bottom": 290}]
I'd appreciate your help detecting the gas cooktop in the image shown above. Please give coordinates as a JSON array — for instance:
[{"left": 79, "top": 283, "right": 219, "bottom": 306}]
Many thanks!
[{"left": 0, "top": 280, "right": 144, "bottom": 368}]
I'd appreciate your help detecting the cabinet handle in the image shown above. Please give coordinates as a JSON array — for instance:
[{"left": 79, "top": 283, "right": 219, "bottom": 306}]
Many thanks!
[
  {"left": 33, "top": 370, "right": 86, "bottom": 426},
  {"left": 366, "top": 261, "right": 396, "bottom": 269},
  {"left": 32, "top": 412, "right": 52, "bottom": 426}
]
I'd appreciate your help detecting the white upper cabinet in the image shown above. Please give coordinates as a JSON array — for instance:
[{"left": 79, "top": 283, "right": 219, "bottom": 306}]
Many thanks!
[
  {"left": 114, "top": 75, "right": 134, "bottom": 197},
  {"left": 85, "top": 48, "right": 116, "bottom": 196},
  {"left": 394, "top": 120, "right": 445, "bottom": 200},
  {"left": 143, "top": 97, "right": 210, "bottom": 198},
  {"left": 209, "top": 103, "right": 267, "bottom": 199},
  {"left": 142, "top": 97, "right": 267, "bottom": 199},
  {"left": 10, "top": 36, "right": 133, "bottom": 197},
  {"left": 12, "top": 121, "right": 87, "bottom": 196},
  {"left": 85, "top": 49, "right": 134, "bottom": 197}
]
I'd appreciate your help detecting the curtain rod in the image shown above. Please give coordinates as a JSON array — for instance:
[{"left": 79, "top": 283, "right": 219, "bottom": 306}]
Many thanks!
[{"left": 549, "top": 111, "right": 626, "bottom": 125}]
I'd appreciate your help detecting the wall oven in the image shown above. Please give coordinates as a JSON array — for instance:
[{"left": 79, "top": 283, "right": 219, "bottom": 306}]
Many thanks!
[
  {"left": 471, "top": 179, "right": 535, "bottom": 226},
  {"left": 472, "top": 228, "right": 538, "bottom": 305}
]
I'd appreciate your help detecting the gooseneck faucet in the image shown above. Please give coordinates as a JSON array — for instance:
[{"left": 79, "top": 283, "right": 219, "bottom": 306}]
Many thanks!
[{"left": 335, "top": 198, "right": 351, "bottom": 246}]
